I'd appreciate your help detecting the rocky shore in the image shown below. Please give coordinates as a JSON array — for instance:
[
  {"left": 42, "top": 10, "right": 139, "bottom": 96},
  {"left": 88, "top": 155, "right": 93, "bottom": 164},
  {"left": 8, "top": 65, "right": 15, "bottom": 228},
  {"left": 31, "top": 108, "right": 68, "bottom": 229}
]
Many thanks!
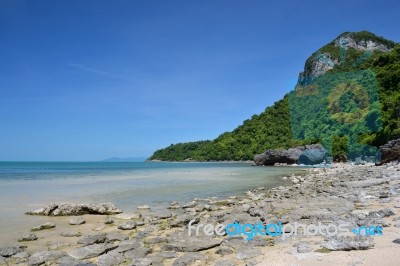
[{"left": 1, "top": 162, "right": 400, "bottom": 266}]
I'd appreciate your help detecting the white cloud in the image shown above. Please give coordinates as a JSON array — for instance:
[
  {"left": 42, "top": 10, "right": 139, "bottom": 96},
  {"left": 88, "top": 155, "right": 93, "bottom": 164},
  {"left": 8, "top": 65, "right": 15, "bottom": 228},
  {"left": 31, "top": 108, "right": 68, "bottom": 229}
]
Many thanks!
[{"left": 68, "top": 63, "right": 123, "bottom": 78}]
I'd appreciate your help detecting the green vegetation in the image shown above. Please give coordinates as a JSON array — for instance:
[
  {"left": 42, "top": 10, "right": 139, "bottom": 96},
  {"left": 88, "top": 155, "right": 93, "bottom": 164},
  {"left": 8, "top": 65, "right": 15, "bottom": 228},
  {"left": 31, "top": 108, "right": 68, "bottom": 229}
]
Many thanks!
[
  {"left": 332, "top": 135, "right": 349, "bottom": 162},
  {"left": 151, "top": 97, "right": 309, "bottom": 161},
  {"left": 149, "top": 31, "right": 400, "bottom": 161}
]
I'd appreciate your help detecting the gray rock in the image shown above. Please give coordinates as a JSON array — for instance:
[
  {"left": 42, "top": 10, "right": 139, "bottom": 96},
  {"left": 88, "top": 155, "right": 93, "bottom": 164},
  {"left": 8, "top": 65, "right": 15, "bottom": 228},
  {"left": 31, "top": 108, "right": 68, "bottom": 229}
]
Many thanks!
[
  {"left": 69, "top": 217, "right": 86, "bottom": 225},
  {"left": 239, "top": 204, "right": 251, "bottom": 213},
  {"left": 143, "top": 255, "right": 163, "bottom": 264},
  {"left": 115, "top": 239, "right": 145, "bottom": 253},
  {"left": 168, "top": 203, "right": 182, "bottom": 209},
  {"left": 377, "top": 138, "right": 400, "bottom": 165},
  {"left": 153, "top": 212, "right": 172, "bottom": 220},
  {"left": 12, "top": 251, "right": 30, "bottom": 259},
  {"left": 106, "top": 232, "right": 128, "bottom": 242},
  {"left": 248, "top": 208, "right": 264, "bottom": 217},
  {"left": 377, "top": 208, "right": 396, "bottom": 217},
  {"left": 0, "top": 246, "right": 26, "bottom": 257},
  {"left": 172, "top": 252, "right": 208, "bottom": 266},
  {"left": 26, "top": 203, "right": 122, "bottom": 216},
  {"left": 31, "top": 222, "right": 56, "bottom": 231},
  {"left": 61, "top": 231, "right": 82, "bottom": 237},
  {"left": 18, "top": 234, "right": 38, "bottom": 242},
  {"left": 236, "top": 248, "right": 262, "bottom": 260},
  {"left": 341, "top": 179, "right": 388, "bottom": 188},
  {"left": 296, "top": 242, "right": 312, "bottom": 253},
  {"left": 321, "top": 236, "right": 374, "bottom": 251},
  {"left": 77, "top": 233, "right": 107, "bottom": 246},
  {"left": 114, "top": 213, "right": 141, "bottom": 220},
  {"left": 28, "top": 251, "right": 68, "bottom": 266},
  {"left": 298, "top": 147, "right": 327, "bottom": 165},
  {"left": 146, "top": 236, "right": 167, "bottom": 244},
  {"left": 215, "top": 260, "right": 235, "bottom": 266},
  {"left": 122, "top": 247, "right": 151, "bottom": 260},
  {"left": 97, "top": 250, "right": 125, "bottom": 266},
  {"left": 254, "top": 144, "right": 325, "bottom": 166},
  {"left": 182, "top": 201, "right": 197, "bottom": 208},
  {"left": 118, "top": 221, "right": 137, "bottom": 230},
  {"left": 57, "top": 255, "right": 88, "bottom": 265},
  {"left": 215, "top": 246, "right": 233, "bottom": 256},
  {"left": 137, "top": 205, "right": 150, "bottom": 210},
  {"left": 163, "top": 236, "right": 223, "bottom": 252},
  {"left": 170, "top": 215, "right": 199, "bottom": 228},
  {"left": 131, "top": 258, "right": 152, "bottom": 266},
  {"left": 69, "top": 243, "right": 117, "bottom": 260},
  {"left": 393, "top": 238, "right": 400, "bottom": 244},
  {"left": 221, "top": 236, "right": 247, "bottom": 248}
]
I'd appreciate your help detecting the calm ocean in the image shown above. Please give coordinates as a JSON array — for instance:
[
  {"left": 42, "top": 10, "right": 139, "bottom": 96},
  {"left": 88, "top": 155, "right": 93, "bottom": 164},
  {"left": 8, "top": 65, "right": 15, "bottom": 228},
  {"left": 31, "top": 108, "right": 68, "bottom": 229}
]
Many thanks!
[{"left": 0, "top": 161, "right": 303, "bottom": 244}]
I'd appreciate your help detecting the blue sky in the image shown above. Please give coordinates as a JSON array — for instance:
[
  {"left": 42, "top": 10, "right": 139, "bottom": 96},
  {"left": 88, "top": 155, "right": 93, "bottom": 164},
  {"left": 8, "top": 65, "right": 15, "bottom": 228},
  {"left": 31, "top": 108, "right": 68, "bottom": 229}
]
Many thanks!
[{"left": 1, "top": 0, "right": 399, "bottom": 161}]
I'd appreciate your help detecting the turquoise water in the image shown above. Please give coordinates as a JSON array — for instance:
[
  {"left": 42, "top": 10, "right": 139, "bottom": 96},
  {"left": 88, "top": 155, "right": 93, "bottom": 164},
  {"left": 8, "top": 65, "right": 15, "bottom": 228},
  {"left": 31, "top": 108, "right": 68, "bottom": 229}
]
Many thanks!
[{"left": 0, "top": 161, "right": 303, "bottom": 244}]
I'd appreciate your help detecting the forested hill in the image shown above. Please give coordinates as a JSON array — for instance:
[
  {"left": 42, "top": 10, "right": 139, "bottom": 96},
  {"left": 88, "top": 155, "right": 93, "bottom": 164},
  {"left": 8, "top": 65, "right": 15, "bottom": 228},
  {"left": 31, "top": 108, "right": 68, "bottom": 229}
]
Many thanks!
[{"left": 149, "top": 31, "right": 400, "bottom": 161}]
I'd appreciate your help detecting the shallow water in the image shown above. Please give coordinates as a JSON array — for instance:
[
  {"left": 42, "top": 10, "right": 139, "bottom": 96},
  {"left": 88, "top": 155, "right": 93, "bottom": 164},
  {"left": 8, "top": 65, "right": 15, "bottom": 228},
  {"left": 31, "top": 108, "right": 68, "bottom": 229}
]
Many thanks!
[{"left": 0, "top": 161, "right": 303, "bottom": 245}]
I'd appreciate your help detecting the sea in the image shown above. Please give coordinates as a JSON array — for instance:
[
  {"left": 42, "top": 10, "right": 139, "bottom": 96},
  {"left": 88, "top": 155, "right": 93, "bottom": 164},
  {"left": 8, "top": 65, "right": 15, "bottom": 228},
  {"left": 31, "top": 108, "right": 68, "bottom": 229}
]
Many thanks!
[{"left": 0, "top": 161, "right": 304, "bottom": 245}]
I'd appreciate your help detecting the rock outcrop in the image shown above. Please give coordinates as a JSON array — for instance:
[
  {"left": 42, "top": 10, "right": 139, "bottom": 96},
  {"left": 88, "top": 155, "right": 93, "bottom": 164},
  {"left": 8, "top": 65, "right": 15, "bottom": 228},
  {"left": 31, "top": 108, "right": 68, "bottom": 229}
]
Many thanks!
[
  {"left": 254, "top": 144, "right": 326, "bottom": 166},
  {"left": 298, "top": 147, "right": 327, "bottom": 165},
  {"left": 26, "top": 203, "right": 122, "bottom": 216},
  {"left": 376, "top": 138, "right": 400, "bottom": 165}
]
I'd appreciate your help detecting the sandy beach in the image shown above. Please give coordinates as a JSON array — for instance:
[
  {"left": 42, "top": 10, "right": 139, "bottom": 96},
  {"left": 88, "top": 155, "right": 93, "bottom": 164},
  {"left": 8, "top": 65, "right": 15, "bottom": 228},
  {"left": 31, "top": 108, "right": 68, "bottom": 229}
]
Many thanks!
[{"left": 1, "top": 162, "right": 399, "bottom": 266}]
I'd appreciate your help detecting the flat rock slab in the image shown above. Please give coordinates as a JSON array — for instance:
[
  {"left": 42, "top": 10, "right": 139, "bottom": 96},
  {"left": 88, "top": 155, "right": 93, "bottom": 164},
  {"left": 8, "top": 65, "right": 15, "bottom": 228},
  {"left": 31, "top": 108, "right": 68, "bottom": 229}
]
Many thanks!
[
  {"left": 114, "top": 239, "right": 144, "bottom": 253},
  {"left": 106, "top": 232, "right": 129, "bottom": 242},
  {"left": 340, "top": 179, "right": 389, "bottom": 188},
  {"left": 77, "top": 233, "right": 107, "bottom": 246},
  {"left": 61, "top": 231, "right": 82, "bottom": 237},
  {"left": 0, "top": 246, "right": 26, "bottom": 257},
  {"left": 164, "top": 237, "right": 223, "bottom": 252},
  {"left": 131, "top": 258, "right": 152, "bottom": 266},
  {"left": 114, "top": 213, "right": 141, "bottom": 220},
  {"left": 97, "top": 250, "right": 126, "bottom": 266},
  {"left": 321, "top": 236, "right": 374, "bottom": 251},
  {"left": 28, "top": 251, "right": 68, "bottom": 266},
  {"left": 18, "top": 234, "right": 38, "bottom": 242},
  {"left": 122, "top": 247, "right": 151, "bottom": 260},
  {"left": 137, "top": 205, "right": 150, "bottom": 210},
  {"left": 26, "top": 203, "right": 122, "bottom": 216},
  {"left": 172, "top": 252, "right": 208, "bottom": 266},
  {"left": 31, "top": 222, "right": 56, "bottom": 231},
  {"left": 118, "top": 221, "right": 137, "bottom": 230},
  {"left": 69, "top": 243, "right": 117, "bottom": 260}
]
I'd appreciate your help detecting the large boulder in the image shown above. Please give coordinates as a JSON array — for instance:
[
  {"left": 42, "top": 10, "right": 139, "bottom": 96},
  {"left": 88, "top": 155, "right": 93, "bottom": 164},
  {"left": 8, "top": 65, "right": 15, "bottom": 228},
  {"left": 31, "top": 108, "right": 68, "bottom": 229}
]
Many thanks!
[
  {"left": 26, "top": 203, "right": 122, "bottom": 216},
  {"left": 298, "top": 146, "right": 327, "bottom": 165},
  {"left": 254, "top": 144, "right": 326, "bottom": 166},
  {"left": 376, "top": 138, "right": 400, "bottom": 165}
]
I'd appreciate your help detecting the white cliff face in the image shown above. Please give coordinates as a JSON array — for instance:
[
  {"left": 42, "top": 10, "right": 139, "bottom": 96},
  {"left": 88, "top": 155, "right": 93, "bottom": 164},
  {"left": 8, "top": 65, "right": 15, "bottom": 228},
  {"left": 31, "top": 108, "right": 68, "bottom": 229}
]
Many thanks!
[
  {"left": 304, "top": 34, "right": 394, "bottom": 79},
  {"left": 334, "top": 35, "right": 392, "bottom": 52},
  {"left": 309, "top": 53, "right": 339, "bottom": 78}
]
